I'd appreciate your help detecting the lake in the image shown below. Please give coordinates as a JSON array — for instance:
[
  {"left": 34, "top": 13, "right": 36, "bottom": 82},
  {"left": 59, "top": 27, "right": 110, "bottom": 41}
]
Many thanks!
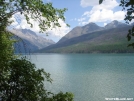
[{"left": 30, "top": 54, "right": 134, "bottom": 101}]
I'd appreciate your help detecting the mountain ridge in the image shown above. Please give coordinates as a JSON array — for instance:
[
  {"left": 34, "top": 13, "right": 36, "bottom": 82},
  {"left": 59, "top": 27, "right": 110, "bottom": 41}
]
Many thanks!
[
  {"left": 58, "top": 22, "right": 103, "bottom": 43},
  {"left": 37, "top": 20, "right": 134, "bottom": 53},
  {"left": 10, "top": 28, "right": 55, "bottom": 53},
  {"left": 105, "top": 20, "right": 128, "bottom": 29},
  {"left": 58, "top": 20, "right": 129, "bottom": 43}
]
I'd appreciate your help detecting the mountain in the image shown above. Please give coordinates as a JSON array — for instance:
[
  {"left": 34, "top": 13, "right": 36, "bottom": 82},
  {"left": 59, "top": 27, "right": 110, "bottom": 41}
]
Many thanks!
[
  {"left": 10, "top": 29, "right": 55, "bottom": 53},
  {"left": 105, "top": 20, "right": 128, "bottom": 29},
  {"left": 131, "top": 22, "right": 134, "bottom": 26},
  {"left": 58, "top": 22, "right": 102, "bottom": 43},
  {"left": 82, "top": 22, "right": 103, "bottom": 34},
  {"left": 37, "top": 21, "right": 134, "bottom": 53},
  {"left": 58, "top": 21, "right": 128, "bottom": 43}
]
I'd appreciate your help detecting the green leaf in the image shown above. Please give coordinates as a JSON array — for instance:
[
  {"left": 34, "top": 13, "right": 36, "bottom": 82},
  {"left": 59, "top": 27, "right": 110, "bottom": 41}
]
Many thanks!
[
  {"left": 99, "top": 0, "right": 103, "bottom": 4},
  {"left": 127, "top": 34, "right": 131, "bottom": 41}
]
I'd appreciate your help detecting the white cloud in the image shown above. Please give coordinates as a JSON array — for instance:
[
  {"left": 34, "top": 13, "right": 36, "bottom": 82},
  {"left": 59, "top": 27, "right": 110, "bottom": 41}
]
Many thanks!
[
  {"left": 80, "top": 0, "right": 118, "bottom": 8},
  {"left": 9, "top": 13, "right": 70, "bottom": 42},
  {"left": 10, "top": 13, "right": 40, "bottom": 32},
  {"left": 43, "top": 19, "right": 70, "bottom": 42},
  {"left": 78, "top": 0, "right": 125, "bottom": 26},
  {"left": 113, "top": 11, "right": 126, "bottom": 20},
  {"left": 104, "top": 23, "right": 107, "bottom": 26},
  {"left": 80, "top": 0, "right": 99, "bottom": 7},
  {"left": 88, "top": 9, "right": 125, "bottom": 22}
]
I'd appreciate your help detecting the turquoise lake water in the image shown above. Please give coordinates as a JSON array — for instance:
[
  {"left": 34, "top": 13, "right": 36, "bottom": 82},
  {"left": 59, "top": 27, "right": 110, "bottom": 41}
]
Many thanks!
[{"left": 30, "top": 54, "right": 134, "bottom": 101}]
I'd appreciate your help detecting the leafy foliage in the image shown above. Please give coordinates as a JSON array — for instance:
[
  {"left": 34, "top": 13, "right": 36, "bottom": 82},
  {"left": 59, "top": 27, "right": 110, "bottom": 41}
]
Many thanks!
[
  {"left": 0, "top": 56, "right": 74, "bottom": 101},
  {"left": 99, "top": 0, "right": 103, "bottom": 4},
  {"left": 0, "top": 0, "right": 74, "bottom": 100},
  {"left": 0, "top": 0, "right": 69, "bottom": 32},
  {"left": 50, "top": 92, "right": 74, "bottom": 101},
  {"left": 119, "top": 0, "right": 134, "bottom": 47},
  {"left": 1, "top": 57, "right": 50, "bottom": 101},
  {"left": 0, "top": 32, "right": 15, "bottom": 101},
  {"left": 0, "top": 31, "right": 15, "bottom": 71}
]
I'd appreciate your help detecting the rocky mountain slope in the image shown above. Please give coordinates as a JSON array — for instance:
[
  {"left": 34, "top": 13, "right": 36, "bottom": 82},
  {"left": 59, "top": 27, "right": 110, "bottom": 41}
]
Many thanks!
[
  {"left": 58, "top": 22, "right": 103, "bottom": 43},
  {"left": 37, "top": 20, "right": 134, "bottom": 53},
  {"left": 104, "top": 20, "right": 127, "bottom": 29},
  {"left": 10, "top": 29, "right": 55, "bottom": 53}
]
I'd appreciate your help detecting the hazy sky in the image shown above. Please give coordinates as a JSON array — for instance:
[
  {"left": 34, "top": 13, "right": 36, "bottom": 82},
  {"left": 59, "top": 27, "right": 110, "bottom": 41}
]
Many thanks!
[{"left": 11, "top": 0, "right": 126, "bottom": 42}]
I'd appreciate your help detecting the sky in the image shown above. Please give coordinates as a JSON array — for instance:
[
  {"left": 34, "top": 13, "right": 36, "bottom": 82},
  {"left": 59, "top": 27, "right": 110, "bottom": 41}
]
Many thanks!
[{"left": 10, "top": 0, "right": 127, "bottom": 42}]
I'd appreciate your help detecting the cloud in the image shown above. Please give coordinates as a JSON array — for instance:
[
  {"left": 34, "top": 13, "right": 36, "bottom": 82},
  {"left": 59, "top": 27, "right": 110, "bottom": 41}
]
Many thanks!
[
  {"left": 9, "top": 13, "right": 40, "bottom": 32},
  {"left": 42, "top": 19, "right": 70, "bottom": 42},
  {"left": 78, "top": 0, "right": 125, "bottom": 26},
  {"left": 88, "top": 9, "right": 125, "bottom": 22},
  {"left": 9, "top": 13, "right": 70, "bottom": 42},
  {"left": 80, "top": 0, "right": 118, "bottom": 8},
  {"left": 104, "top": 23, "right": 107, "bottom": 26},
  {"left": 80, "top": 0, "right": 99, "bottom": 7}
]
